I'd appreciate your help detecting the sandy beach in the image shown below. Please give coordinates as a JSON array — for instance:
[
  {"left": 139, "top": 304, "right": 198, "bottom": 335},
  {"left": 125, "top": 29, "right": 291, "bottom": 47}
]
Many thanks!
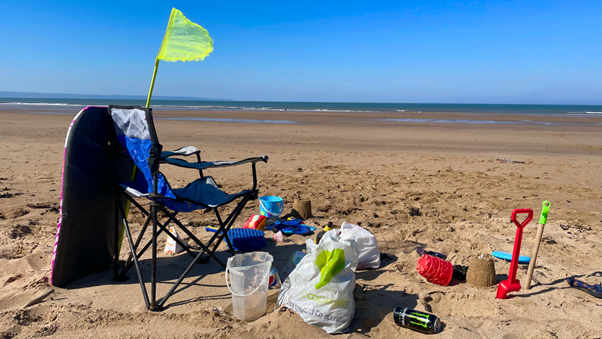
[{"left": 0, "top": 107, "right": 600, "bottom": 338}]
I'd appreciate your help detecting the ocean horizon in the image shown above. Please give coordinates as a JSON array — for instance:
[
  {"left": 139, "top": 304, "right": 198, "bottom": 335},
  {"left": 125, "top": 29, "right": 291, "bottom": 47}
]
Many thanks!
[{"left": 0, "top": 97, "right": 600, "bottom": 115}]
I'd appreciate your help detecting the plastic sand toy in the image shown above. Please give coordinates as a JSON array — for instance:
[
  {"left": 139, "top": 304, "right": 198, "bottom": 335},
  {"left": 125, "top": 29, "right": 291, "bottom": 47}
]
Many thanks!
[
  {"left": 416, "top": 255, "right": 453, "bottom": 286},
  {"left": 491, "top": 251, "right": 530, "bottom": 264},
  {"left": 567, "top": 278, "right": 602, "bottom": 299},
  {"left": 496, "top": 208, "right": 533, "bottom": 299}
]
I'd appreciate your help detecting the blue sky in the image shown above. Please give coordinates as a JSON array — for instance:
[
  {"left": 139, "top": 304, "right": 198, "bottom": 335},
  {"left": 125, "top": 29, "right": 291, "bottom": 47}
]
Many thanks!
[{"left": 0, "top": 0, "right": 600, "bottom": 104}]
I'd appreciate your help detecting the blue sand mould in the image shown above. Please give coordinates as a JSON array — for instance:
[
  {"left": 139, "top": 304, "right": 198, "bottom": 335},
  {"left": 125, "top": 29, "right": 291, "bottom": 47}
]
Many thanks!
[
  {"left": 205, "top": 228, "right": 266, "bottom": 252},
  {"left": 492, "top": 251, "right": 531, "bottom": 264}
]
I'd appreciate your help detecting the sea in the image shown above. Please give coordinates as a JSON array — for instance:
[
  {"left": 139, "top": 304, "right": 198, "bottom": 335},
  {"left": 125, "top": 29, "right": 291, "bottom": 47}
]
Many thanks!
[
  {"left": 1, "top": 98, "right": 601, "bottom": 126},
  {"left": 1, "top": 98, "right": 600, "bottom": 115}
]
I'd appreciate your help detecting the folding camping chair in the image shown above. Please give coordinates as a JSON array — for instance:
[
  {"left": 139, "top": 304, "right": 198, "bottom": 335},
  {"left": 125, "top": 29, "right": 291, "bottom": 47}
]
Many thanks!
[{"left": 109, "top": 105, "right": 268, "bottom": 311}]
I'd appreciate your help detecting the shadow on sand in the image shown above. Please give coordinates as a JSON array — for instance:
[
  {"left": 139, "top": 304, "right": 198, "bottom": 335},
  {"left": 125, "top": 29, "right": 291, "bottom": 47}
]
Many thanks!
[{"left": 65, "top": 240, "right": 308, "bottom": 310}]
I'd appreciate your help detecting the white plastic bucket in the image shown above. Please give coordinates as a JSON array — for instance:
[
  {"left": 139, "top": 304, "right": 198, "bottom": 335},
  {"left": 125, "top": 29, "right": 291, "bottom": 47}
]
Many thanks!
[{"left": 225, "top": 252, "right": 273, "bottom": 322}]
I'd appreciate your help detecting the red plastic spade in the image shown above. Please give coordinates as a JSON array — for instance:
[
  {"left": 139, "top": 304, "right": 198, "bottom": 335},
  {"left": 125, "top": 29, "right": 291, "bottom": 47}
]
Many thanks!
[{"left": 496, "top": 208, "right": 533, "bottom": 299}]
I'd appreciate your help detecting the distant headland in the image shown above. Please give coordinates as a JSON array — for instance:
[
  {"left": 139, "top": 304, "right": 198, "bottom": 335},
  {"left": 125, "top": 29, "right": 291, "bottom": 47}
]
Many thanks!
[{"left": 0, "top": 91, "right": 232, "bottom": 101}]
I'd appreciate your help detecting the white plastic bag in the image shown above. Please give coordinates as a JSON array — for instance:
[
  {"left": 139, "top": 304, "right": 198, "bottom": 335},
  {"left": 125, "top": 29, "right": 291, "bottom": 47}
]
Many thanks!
[
  {"left": 277, "top": 231, "right": 357, "bottom": 334},
  {"left": 280, "top": 251, "right": 306, "bottom": 282},
  {"left": 163, "top": 227, "right": 186, "bottom": 254},
  {"left": 339, "top": 222, "right": 380, "bottom": 270}
]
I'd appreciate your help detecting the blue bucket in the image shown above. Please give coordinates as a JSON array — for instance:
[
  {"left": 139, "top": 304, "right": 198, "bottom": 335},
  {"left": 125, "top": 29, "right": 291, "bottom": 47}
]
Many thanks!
[{"left": 259, "top": 196, "right": 284, "bottom": 218}]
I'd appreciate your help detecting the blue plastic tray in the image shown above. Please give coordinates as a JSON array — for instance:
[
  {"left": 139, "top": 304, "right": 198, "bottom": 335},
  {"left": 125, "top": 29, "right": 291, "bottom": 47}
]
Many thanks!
[{"left": 228, "top": 228, "right": 266, "bottom": 252}]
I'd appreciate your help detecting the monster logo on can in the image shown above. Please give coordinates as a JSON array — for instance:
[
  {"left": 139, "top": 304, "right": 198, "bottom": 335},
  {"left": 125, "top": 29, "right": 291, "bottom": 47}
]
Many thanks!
[{"left": 393, "top": 307, "right": 441, "bottom": 334}]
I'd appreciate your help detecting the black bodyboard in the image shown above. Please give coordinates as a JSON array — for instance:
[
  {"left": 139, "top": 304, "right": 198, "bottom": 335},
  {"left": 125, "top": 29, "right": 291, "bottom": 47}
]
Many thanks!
[{"left": 51, "top": 106, "right": 133, "bottom": 287}]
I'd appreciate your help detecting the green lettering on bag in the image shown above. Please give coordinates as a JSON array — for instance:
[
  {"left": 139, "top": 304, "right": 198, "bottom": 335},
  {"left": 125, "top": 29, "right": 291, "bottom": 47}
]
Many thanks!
[{"left": 298, "top": 291, "right": 349, "bottom": 309}]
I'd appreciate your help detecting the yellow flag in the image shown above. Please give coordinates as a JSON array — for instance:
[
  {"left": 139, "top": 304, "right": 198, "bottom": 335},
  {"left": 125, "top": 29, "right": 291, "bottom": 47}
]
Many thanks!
[{"left": 157, "top": 8, "right": 213, "bottom": 62}]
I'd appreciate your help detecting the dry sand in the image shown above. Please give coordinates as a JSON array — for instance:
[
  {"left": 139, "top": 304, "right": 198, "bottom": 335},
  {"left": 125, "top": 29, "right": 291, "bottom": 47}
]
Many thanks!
[{"left": 0, "top": 107, "right": 601, "bottom": 338}]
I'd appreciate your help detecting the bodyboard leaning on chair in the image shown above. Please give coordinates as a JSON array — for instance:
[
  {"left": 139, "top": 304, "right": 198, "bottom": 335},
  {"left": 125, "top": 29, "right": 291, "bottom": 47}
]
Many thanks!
[{"left": 51, "top": 106, "right": 133, "bottom": 287}]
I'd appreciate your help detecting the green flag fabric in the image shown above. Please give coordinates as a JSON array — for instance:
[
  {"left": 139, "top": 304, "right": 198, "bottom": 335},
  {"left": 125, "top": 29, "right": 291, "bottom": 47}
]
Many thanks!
[{"left": 157, "top": 8, "right": 214, "bottom": 62}]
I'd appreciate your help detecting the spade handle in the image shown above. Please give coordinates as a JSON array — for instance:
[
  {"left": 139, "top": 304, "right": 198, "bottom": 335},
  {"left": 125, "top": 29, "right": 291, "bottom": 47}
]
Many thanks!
[{"left": 525, "top": 201, "right": 551, "bottom": 290}]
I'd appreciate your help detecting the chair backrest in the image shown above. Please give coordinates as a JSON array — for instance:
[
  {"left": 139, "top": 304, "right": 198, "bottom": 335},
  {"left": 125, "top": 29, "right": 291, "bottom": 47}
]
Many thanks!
[{"left": 108, "top": 105, "right": 175, "bottom": 199}]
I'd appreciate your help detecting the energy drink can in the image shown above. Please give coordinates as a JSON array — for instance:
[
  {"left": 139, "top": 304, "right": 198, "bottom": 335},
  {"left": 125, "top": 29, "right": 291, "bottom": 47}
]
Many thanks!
[{"left": 393, "top": 307, "right": 441, "bottom": 334}]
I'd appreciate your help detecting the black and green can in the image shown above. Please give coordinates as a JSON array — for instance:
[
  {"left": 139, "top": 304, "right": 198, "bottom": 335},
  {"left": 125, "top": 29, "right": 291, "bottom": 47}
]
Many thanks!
[{"left": 393, "top": 307, "right": 441, "bottom": 334}]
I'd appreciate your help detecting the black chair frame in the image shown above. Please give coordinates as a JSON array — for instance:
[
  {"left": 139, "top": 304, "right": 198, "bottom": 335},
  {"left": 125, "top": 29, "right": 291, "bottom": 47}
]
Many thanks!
[{"left": 110, "top": 105, "right": 265, "bottom": 311}]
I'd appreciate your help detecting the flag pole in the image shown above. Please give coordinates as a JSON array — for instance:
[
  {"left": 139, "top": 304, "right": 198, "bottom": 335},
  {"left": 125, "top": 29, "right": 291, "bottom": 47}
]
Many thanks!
[
  {"left": 146, "top": 59, "right": 160, "bottom": 108},
  {"left": 122, "top": 58, "right": 159, "bottom": 256}
]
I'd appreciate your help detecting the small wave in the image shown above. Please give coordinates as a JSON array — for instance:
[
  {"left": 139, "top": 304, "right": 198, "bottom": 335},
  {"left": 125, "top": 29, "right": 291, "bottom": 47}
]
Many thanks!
[
  {"left": 241, "top": 107, "right": 274, "bottom": 111},
  {"left": 0, "top": 102, "right": 83, "bottom": 106}
]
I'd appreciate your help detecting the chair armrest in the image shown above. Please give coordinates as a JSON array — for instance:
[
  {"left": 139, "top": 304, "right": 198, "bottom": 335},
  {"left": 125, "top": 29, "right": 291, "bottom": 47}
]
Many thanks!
[
  {"left": 164, "top": 155, "right": 268, "bottom": 170},
  {"left": 118, "top": 183, "right": 170, "bottom": 200},
  {"left": 161, "top": 146, "right": 200, "bottom": 158}
]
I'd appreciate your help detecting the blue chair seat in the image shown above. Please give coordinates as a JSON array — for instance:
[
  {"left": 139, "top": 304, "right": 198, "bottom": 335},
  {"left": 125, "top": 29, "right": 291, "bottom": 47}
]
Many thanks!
[
  {"left": 120, "top": 176, "right": 251, "bottom": 212},
  {"left": 171, "top": 176, "right": 252, "bottom": 210}
]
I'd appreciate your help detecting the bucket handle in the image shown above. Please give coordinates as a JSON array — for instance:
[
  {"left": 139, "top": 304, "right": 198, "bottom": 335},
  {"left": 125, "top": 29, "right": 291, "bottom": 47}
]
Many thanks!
[
  {"left": 225, "top": 264, "right": 271, "bottom": 297},
  {"left": 259, "top": 199, "right": 284, "bottom": 216}
]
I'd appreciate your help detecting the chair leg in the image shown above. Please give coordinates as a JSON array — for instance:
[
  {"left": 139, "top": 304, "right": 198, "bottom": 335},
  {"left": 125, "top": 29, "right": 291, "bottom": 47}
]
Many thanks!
[
  {"left": 157, "top": 240, "right": 218, "bottom": 309},
  {"left": 119, "top": 194, "right": 197, "bottom": 278},
  {"left": 156, "top": 196, "right": 251, "bottom": 309},
  {"left": 223, "top": 233, "right": 235, "bottom": 256},
  {"left": 159, "top": 223, "right": 197, "bottom": 256},
  {"left": 116, "top": 192, "right": 255, "bottom": 311},
  {"left": 161, "top": 208, "right": 227, "bottom": 267},
  {"left": 120, "top": 213, "right": 152, "bottom": 278},
  {"left": 120, "top": 213, "right": 200, "bottom": 278},
  {"left": 156, "top": 215, "right": 229, "bottom": 309},
  {"left": 209, "top": 196, "right": 250, "bottom": 255},
  {"left": 117, "top": 199, "right": 150, "bottom": 309},
  {"left": 214, "top": 209, "right": 235, "bottom": 256},
  {"left": 113, "top": 195, "right": 120, "bottom": 280},
  {"left": 150, "top": 201, "right": 159, "bottom": 311}
]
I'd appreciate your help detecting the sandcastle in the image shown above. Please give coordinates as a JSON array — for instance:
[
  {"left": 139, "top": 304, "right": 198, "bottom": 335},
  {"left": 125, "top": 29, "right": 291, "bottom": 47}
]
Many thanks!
[{"left": 466, "top": 254, "right": 497, "bottom": 287}]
